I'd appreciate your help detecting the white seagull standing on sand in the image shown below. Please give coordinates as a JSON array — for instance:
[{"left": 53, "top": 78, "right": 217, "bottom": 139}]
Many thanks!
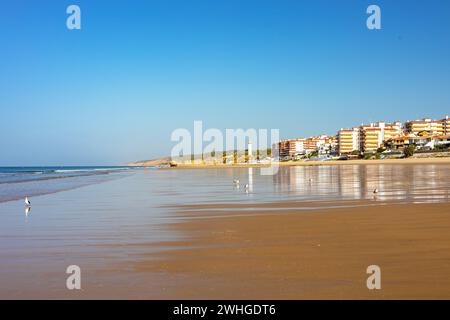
[
  {"left": 244, "top": 184, "right": 249, "bottom": 193},
  {"left": 373, "top": 188, "right": 379, "bottom": 194},
  {"left": 25, "top": 197, "right": 31, "bottom": 206}
]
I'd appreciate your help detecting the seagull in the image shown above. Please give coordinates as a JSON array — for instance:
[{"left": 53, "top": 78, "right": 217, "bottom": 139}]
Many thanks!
[
  {"left": 244, "top": 184, "right": 249, "bottom": 193},
  {"left": 309, "top": 178, "right": 313, "bottom": 182},
  {"left": 233, "top": 179, "right": 240, "bottom": 185},
  {"left": 373, "top": 188, "right": 379, "bottom": 194},
  {"left": 25, "top": 197, "right": 31, "bottom": 206}
]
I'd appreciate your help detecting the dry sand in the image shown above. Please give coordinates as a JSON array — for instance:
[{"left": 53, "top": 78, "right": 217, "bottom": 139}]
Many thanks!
[
  {"left": 170, "top": 157, "right": 450, "bottom": 169},
  {"left": 134, "top": 201, "right": 450, "bottom": 299}
]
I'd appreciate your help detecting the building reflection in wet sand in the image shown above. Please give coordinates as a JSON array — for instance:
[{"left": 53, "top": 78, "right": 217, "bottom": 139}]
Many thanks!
[{"left": 273, "top": 164, "right": 450, "bottom": 204}]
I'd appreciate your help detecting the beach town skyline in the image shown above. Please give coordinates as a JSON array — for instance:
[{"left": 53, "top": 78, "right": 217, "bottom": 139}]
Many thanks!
[
  {"left": 1, "top": 112, "right": 449, "bottom": 167},
  {"left": 165, "top": 113, "right": 450, "bottom": 163}
]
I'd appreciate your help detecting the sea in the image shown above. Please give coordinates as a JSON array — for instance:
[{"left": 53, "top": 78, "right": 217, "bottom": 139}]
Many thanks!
[{"left": 0, "top": 166, "right": 141, "bottom": 203}]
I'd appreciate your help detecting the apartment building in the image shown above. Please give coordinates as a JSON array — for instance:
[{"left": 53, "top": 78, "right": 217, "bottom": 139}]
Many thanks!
[
  {"left": 277, "top": 115, "right": 449, "bottom": 158},
  {"left": 303, "top": 137, "right": 318, "bottom": 152},
  {"left": 337, "top": 128, "right": 359, "bottom": 155},
  {"left": 384, "top": 134, "right": 450, "bottom": 150},
  {"left": 359, "top": 122, "right": 402, "bottom": 153},
  {"left": 275, "top": 135, "right": 337, "bottom": 158},
  {"left": 315, "top": 135, "right": 337, "bottom": 155},
  {"left": 404, "top": 118, "right": 446, "bottom": 136},
  {"left": 304, "top": 135, "right": 326, "bottom": 152},
  {"left": 440, "top": 115, "right": 450, "bottom": 134},
  {"left": 272, "top": 140, "right": 286, "bottom": 158},
  {"left": 275, "top": 139, "right": 305, "bottom": 158},
  {"left": 359, "top": 125, "right": 381, "bottom": 153}
]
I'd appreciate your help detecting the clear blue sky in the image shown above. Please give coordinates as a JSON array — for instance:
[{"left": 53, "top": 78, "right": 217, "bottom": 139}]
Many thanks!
[{"left": 1, "top": 0, "right": 450, "bottom": 165}]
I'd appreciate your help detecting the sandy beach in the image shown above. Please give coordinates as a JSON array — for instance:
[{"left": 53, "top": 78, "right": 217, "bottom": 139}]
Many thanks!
[
  {"left": 1, "top": 164, "right": 450, "bottom": 299},
  {"left": 167, "top": 156, "right": 450, "bottom": 169},
  {"left": 135, "top": 201, "right": 450, "bottom": 299}
]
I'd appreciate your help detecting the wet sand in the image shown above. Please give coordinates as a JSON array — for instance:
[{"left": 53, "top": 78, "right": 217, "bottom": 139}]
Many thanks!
[
  {"left": 2, "top": 165, "right": 450, "bottom": 299},
  {"left": 135, "top": 201, "right": 450, "bottom": 299}
]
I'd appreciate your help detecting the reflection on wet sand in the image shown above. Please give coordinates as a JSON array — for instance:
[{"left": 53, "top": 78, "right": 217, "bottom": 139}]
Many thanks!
[
  {"left": 25, "top": 205, "right": 31, "bottom": 217},
  {"left": 273, "top": 165, "right": 450, "bottom": 204},
  {"left": 248, "top": 167, "right": 253, "bottom": 193}
]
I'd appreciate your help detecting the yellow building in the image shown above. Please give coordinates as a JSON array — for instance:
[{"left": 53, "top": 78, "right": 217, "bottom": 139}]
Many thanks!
[
  {"left": 384, "top": 122, "right": 403, "bottom": 140},
  {"left": 440, "top": 116, "right": 450, "bottom": 134},
  {"left": 404, "top": 118, "right": 445, "bottom": 136},
  {"left": 337, "top": 128, "right": 359, "bottom": 155},
  {"left": 359, "top": 126, "right": 381, "bottom": 153},
  {"left": 359, "top": 122, "right": 402, "bottom": 153}
]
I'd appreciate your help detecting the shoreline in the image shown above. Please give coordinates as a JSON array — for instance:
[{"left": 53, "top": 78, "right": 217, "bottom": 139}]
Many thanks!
[{"left": 166, "top": 156, "right": 450, "bottom": 169}]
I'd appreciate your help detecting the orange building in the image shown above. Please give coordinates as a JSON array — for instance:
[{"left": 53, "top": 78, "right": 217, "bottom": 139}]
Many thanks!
[{"left": 275, "top": 139, "right": 305, "bottom": 158}]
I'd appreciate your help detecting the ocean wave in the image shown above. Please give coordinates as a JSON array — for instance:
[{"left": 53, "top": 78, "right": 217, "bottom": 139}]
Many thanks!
[
  {"left": 54, "top": 169, "right": 97, "bottom": 173},
  {"left": 0, "top": 170, "right": 133, "bottom": 203},
  {"left": 0, "top": 167, "right": 135, "bottom": 185},
  {"left": 0, "top": 171, "right": 108, "bottom": 185}
]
